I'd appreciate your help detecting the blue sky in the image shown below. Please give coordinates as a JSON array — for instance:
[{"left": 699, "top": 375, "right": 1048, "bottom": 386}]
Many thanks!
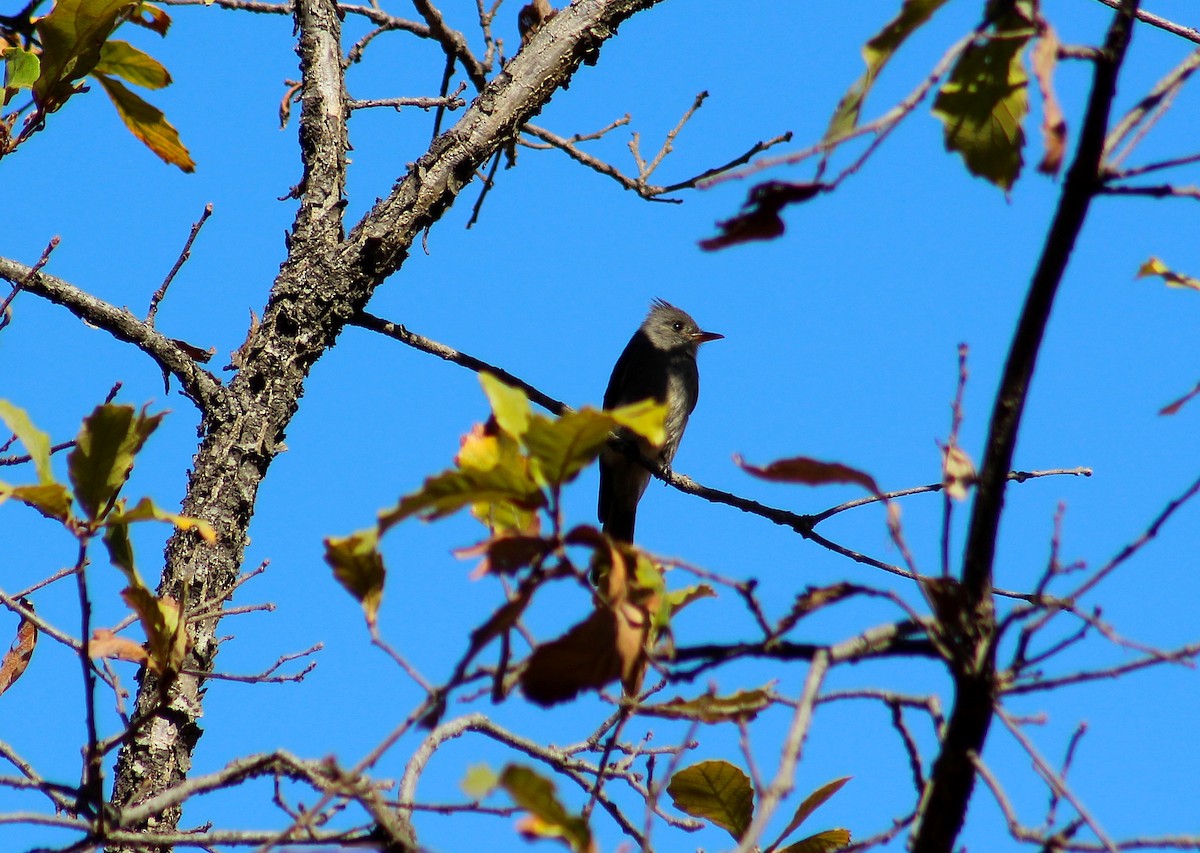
[{"left": 3, "top": 0, "right": 1200, "bottom": 850}]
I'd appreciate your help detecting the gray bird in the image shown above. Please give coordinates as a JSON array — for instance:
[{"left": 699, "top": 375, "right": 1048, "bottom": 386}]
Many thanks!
[{"left": 598, "top": 299, "right": 723, "bottom": 542}]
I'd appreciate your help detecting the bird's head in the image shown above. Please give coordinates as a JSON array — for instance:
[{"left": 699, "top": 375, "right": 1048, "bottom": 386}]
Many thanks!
[{"left": 643, "top": 298, "right": 723, "bottom": 352}]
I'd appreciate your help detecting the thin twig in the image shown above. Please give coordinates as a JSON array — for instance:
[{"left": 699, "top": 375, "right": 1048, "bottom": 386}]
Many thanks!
[{"left": 147, "top": 204, "right": 212, "bottom": 327}]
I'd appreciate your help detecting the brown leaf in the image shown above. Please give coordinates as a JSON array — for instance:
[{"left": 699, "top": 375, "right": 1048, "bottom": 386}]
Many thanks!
[
  {"left": 455, "top": 534, "right": 554, "bottom": 576},
  {"left": 520, "top": 607, "right": 624, "bottom": 706},
  {"left": 518, "top": 0, "right": 556, "bottom": 48},
  {"left": 700, "top": 181, "right": 825, "bottom": 251},
  {"left": 1032, "top": 26, "right": 1066, "bottom": 177},
  {"left": 940, "top": 444, "right": 976, "bottom": 501},
  {"left": 0, "top": 599, "right": 37, "bottom": 696},
  {"left": 1160, "top": 380, "right": 1200, "bottom": 416},
  {"left": 89, "top": 627, "right": 149, "bottom": 667},
  {"left": 734, "top": 454, "right": 882, "bottom": 495}
]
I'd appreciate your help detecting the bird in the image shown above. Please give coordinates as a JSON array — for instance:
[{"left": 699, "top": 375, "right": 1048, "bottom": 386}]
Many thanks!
[{"left": 598, "top": 299, "right": 722, "bottom": 542}]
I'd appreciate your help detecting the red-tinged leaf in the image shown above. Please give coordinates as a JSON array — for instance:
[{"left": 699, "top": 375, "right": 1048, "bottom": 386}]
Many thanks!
[
  {"left": 129, "top": 2, "right": 171, "bottom": 35},
  {"left": 735, "top": 454, "right": 882, "bottom": 496},
  {"left": 94, "top": 39, "right": 171, "bottom": 89},
  {"left": 33, "top": 0, "right": 139, "bottom": 111},
  {"left": 520, "top": 607, "right": 626, "bottom": 707},
  {"left": 1032, "top": 26, "right": 1066, "bottom": 177},
  {"left": 701, "top": 181, "right": 825, "bottom": 251},
  {"left": 772, "top": 777, "right": 852, "bottom": 848},
  {"left": 0, "top": 600, "right": 37, "bottom": 697},
  {"left": 456, "top": 534, "right": 554, "bottom": 576},
  {"left": 1160, "top": 380, "right": 1200, "bottom": 416},
  {"left": 94, "top": 72, "right": 194, "bottom": 171},
  {"left": 89, "top": 627, "right": 149, "bottom": 667},
  {"left": 667, "top": 760, "right": 754, "bottom": 841}
]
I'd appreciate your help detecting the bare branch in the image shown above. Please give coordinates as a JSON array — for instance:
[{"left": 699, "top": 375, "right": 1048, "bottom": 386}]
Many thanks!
[
  {"left": 147, "top": 203, "right": 213, "bottom": 327},
  {"left": 0, "top": 257, "right": 224, "bottom": 410}
]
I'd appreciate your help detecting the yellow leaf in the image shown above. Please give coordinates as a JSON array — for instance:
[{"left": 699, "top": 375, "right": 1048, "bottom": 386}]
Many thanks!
[{"left": 94, "top": 72, "right": 194, "bottom": 171}]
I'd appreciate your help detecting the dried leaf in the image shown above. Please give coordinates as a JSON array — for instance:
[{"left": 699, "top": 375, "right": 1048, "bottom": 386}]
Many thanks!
[
  {"left": 700, "top": 181, "right": 825, "bottom": 251},
  {"left": 89, "top": 627, "right": 149, "bottom": 667},
  {"left": 0, "top": 600, "right": 37, "bottom": 696},
  {"left": 1032, "top": 26, "right": 1066, "bottom": 176},
  {"left": 520, "top": 607, "right": 626, "bottom": 706},
  {"left": 640, "top": 686, "right": 774, "bottom": 723},
  {"left": 940, "top": 444, "right": 976, "bottom": 500},
  {"left": 735, "top": 454, "right": 882, "bottom": 495}
]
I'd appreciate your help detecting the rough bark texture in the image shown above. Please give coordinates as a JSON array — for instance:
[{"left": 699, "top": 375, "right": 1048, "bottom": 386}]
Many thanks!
[
  {"left": 103, "top": 0, "right": 665, "bottom": 845},
  {"left": 909, "top": 3, "right": 1139, "bottom": 851}
]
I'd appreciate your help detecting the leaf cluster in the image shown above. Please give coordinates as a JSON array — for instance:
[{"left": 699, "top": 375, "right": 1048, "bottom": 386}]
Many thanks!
[{"left": 1, "top": 0, "right": 192, "bottom": 169}]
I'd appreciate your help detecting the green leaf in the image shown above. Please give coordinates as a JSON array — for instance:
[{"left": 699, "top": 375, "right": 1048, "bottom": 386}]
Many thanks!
[
  {"left": 102, "top": 514, "right": 137, "bottom": 579},
  {"left": 667, "top": 760, "right": 754, "bottom": 841},
  {"left": 641, "top": 686, "right": 774, "bottom": 723},
  {"left": 523, "top": 408, "right": 617, "bottom": 489},
  {"left": 67, "top": 403, "right": 164, "bottom": 521},
  {"left": 3, "top": 46, "right": 41, "bottom": 105},
  {"left": 825, "top": 0, "right": 951, "bottom": 141},
  {"left": 499, "top": 764, "right": 592, "bottom": 853},
  {"left": 380, "top": 465, "right": 546, "bottom": 530},
  {"left": 0, "top": 483, "right": 74, "bottom": 521},
  {"left": 324, "top": 528, "right": 386, "bottom": 626},
  {"left": 480, "top": 372, "right": 531, "bottom": 439},
  {"left": 773, "top": 777, "right": 852, "bottom": 849},
  {"left": 0, "top": 400, "right": 56, "bottom": 485},
  {"left": 121, "top": 583, "right": 187, "bottom": 676},
  {"left": 662, "top": 583, "right": 716, "bottom": 617},
  {"left": 106, "top": 496, "right": 216, "bottom": 541},
  {"left": 94, "top": 39, "right": 171, "bottom": 88},
  {"left": 778, "top": 828, "right": 852, "bottom": 853},
  {"left": 33, "top": 0, "right": 139, "bottom": 110},
  {"left": 932, "top": 31, "right": 1030, "bottom": 191},
  {"left": 94, "top": 72, "right": 195, "bottom": 172}
]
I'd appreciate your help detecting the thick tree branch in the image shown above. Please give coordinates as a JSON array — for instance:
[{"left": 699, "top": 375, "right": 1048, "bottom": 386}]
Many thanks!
[{"left": 912, "top": 5, "right": 1141, "bottom": 853}]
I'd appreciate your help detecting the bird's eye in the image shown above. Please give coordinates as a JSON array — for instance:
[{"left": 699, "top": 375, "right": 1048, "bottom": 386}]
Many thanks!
[{"left": 672, "top": 321, "right": 684, "bottom": 331}]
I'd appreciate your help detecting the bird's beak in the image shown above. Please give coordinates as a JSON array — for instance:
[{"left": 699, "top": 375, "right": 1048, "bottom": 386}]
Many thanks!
[{"left": 693, "top": 330, "right": 724, "bottom": 344}]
